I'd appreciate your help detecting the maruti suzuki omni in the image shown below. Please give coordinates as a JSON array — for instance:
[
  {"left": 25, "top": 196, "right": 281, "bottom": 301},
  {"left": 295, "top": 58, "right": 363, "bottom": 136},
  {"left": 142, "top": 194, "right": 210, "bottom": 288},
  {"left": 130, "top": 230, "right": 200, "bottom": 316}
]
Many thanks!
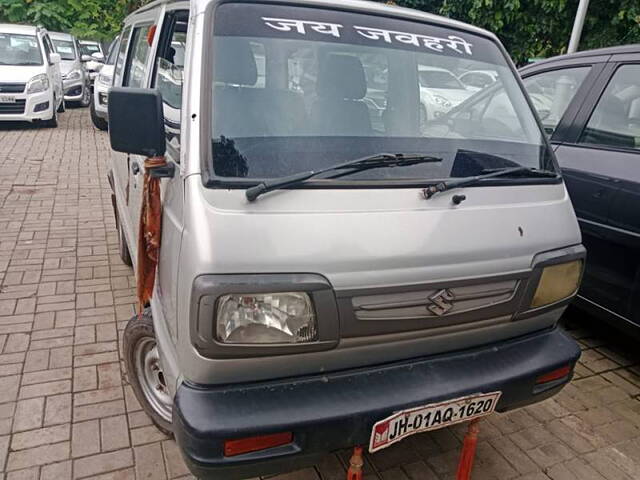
[{"left": 107, "top": 0, "right": 584, "bottom": 478}]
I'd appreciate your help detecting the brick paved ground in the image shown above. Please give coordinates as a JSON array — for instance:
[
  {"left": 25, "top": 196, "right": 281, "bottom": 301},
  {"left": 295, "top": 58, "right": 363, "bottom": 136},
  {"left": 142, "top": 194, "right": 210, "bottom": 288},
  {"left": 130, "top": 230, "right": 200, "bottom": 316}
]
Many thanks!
[{"left": 0, "top": 108, "right": 639, "bottom": 480}]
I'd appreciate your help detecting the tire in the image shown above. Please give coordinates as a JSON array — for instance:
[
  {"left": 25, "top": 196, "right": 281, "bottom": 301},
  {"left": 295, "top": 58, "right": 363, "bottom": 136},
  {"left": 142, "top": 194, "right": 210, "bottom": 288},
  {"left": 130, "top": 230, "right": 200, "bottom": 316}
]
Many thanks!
[
  {"left": 124, "top": 308, "right": 174, "bottom": 436},
  {"left": 79, "top": 85, "right": 91, "bottom": 108},
  {"left": 42, "top": 105, "right": 58, "bottom": 128},
  {"left": 90, "top": 97, "right": 108, "bottom": 131},
  {"left": 116, "top": 210, "right": 133, "bottom": 266}
]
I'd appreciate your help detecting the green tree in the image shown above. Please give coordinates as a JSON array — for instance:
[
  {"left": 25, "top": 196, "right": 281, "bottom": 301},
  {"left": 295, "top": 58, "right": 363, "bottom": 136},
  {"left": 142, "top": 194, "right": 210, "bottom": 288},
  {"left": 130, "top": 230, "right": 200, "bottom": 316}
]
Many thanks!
[
  {"left": 0, "top": 0, "right": 151, "bottom": 41},
  {"left": 381, "top": 0, "right": 640, "bottom": 64}
]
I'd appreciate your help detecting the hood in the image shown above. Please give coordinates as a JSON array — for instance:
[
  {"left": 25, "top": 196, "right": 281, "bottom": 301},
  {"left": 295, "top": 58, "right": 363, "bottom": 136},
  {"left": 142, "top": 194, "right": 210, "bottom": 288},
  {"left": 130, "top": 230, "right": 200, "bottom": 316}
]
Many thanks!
[
  {"left": 191, "top": 181, "right": 581, "bottom": 290},
  {"left": 423, "top": 87, "right": 474, "bottom": 106},
  {"left": 59, "top": 60, "right": 78, "bottom": 76},
  {"left": 0, "top": 65, "right": 46, "bottom": 84}
]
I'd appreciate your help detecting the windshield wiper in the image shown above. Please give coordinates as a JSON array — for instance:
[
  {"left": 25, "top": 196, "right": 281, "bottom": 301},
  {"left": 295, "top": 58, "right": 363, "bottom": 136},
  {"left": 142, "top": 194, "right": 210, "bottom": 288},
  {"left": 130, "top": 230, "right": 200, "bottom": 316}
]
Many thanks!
[
  {"left": 246, "top": 153, "right": 442, "bottom": 201},
  {"left": 422, "top": 166, "right": 558, "bottom": 200}
]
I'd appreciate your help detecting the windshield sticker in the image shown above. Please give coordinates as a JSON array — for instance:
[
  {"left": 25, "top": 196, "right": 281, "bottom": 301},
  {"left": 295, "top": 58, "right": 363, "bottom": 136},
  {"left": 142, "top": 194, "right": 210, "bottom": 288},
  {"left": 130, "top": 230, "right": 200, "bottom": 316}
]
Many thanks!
[
  {"left": 353, "top": 27, "right": 473, "bottom": 55},
  {"left": 262, "top": 17, "right": 473, "bottom": 56},
  {"left": 262, "top": 18, "right": 343, "bottom": 38}
]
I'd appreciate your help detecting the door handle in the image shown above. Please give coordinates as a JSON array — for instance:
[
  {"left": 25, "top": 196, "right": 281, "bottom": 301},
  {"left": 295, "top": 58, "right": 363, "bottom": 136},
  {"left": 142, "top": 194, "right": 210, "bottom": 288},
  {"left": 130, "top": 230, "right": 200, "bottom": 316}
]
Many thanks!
[{"left": 131, "top": 161, "right": 140, "bottom": 175}]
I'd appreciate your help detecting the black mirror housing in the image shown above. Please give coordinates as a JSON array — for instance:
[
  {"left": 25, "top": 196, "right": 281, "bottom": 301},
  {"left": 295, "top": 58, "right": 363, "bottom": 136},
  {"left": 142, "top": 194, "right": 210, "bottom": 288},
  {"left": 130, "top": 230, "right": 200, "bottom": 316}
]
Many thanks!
[{"left": 109, "top": 88, "right": 166, "bottom": 157}]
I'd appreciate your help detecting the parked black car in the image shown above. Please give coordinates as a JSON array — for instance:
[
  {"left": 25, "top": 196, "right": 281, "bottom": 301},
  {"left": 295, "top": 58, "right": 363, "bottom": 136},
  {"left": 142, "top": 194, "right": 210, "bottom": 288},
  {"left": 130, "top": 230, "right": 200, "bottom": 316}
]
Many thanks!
[{"left": 520, "top": 45, "right": 640, "bottom": 336}]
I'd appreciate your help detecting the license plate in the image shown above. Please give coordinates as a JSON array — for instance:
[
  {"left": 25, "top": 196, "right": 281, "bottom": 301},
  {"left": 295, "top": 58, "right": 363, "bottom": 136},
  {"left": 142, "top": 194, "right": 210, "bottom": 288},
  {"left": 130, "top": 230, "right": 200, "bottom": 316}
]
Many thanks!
[
  {"left": 369, "top": 391, "right": 501, "bottom": 453},
  {"left": 0, "top": 95, "right": 16, "bottom": 103}
]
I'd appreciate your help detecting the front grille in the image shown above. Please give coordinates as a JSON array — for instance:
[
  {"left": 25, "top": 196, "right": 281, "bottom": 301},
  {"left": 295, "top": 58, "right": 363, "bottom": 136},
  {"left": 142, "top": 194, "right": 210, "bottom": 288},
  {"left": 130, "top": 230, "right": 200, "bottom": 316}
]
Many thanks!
[
  {"left": 352, "top": 279, "right": 518, "bottom": 321},
  {"left": 0, "top": 83, "right": 26, "bottom": 93},
  {"left": 337, "top": 273, "right": 528, "bottom": 338},
  {"left": 0, "top": 100, "right": 26, "bottom": 115}
]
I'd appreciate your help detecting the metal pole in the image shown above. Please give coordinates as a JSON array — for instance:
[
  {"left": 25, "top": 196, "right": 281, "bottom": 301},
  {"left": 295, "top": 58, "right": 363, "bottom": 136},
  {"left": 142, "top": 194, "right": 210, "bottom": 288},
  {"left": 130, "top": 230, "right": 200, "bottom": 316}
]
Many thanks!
[{"left": 568, "top": 0, "right": 590, "bottom": 53}]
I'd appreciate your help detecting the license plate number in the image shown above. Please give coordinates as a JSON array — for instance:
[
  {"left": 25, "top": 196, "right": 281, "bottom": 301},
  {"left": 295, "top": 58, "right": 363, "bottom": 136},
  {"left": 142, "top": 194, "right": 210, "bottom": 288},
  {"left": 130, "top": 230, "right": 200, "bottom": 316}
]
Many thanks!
[
  {"left": 0, "top": 96, "right": 16, "bottom": 103},
  {"left": 369, "top": 391, "right": 501, "bottom": 453}
]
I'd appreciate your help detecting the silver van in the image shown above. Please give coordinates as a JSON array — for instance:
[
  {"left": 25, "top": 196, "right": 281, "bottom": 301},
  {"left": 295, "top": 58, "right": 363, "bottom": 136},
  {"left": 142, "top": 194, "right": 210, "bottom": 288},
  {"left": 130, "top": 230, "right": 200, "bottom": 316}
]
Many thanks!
[{"left": 107, "top": 1, "right": 585, "bottom": 478}]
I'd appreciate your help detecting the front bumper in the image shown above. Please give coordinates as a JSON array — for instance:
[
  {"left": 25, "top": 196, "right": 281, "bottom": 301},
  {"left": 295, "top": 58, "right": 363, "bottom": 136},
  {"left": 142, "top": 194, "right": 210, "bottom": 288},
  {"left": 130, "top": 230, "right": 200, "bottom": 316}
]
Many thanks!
[
  {"left": 93, "top": 84, "right": 109, "bottom": 118},
  {"left": 0, "top": 90, "right": 53, "bottom": 122},
  {"left": 63, "top": 79, "right": 85, "bottom": 101},
  {"left": 174, "top": 327, "right": 580, "bottom": 480}
]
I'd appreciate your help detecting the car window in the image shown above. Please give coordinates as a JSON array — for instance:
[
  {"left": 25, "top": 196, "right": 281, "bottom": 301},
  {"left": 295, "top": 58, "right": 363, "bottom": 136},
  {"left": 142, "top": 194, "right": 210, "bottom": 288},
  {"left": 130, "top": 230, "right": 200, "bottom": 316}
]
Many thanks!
[
  {"left": 154, "top": 13, "right": 188, "bottom": 160},
  {"left": 579, "top": 64, "right": 640, "bottom": 150},
  {"left": 42, "top": 35, "right": 54, "bottom": 64},
  {"left": 461, "top": 72, "right": 493, "bottom": 89},
  {"left": 0, "top": 32, "right": 43, "bottom": 66},
  {"left": 52, "top": 39, "right": 76, "bottom": 61},
  {"left": 123, "top": 24, "right": 153, "bottom": 88},
  {"left": 522, "top": 67, "right": 591, "bottom": 136},
  {"left": 114, "top": 26, "right": 132, "bottom": 86}
]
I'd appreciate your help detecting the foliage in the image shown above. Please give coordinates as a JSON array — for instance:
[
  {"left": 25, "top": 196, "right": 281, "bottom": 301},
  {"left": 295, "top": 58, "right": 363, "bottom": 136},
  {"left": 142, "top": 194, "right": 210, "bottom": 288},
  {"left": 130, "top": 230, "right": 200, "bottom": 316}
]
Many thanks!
[
  {"left": 385, "top": 0, "right": 640, "bottom": 65},
  {"left": 0, "top": 0, "right": 151, "bottom": 41}
]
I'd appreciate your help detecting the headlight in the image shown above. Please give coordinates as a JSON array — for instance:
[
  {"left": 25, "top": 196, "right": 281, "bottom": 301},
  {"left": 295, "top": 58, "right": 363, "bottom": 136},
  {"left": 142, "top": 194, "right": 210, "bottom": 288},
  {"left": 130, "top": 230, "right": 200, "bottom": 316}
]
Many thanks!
[
  {"left": 97, "top": 72, "right": 112, "bottom": 86},
  {"left": 65, "top": 69, "right": 82, "bottom": 81},
  {"left": 531, "top": 260, "right": 582, "bottom": 308},
  {"left": 216, "top": 292, "right": 317, "bottom": 344},
  {"left": 26, "top": 74, "right": 50, "bottom": 94},
  {"left": 433, "top": 95, "right": 452, "bottom": 108}
]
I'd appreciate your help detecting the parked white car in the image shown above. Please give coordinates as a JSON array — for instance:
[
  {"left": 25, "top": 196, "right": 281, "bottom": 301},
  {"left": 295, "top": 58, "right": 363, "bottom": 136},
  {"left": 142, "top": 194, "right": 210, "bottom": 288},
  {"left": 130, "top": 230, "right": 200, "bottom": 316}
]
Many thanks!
[
  {"left": 459, "top": 69, "right": 498, "bottom": 91},
  {"left": 79, "top": 40, "right": 105, "bottom": 85},
  {"left": 0, "top": 24, "right": 64, "bottom": 127},
  {"left": 50, "top": 31, "right": 91, "bottom": 107},
  {"left": 418, "top": 65, "right": 473, "bottom": 124},
  {"left": 90, "top": 37, "right": 119, "bottom": 130}
]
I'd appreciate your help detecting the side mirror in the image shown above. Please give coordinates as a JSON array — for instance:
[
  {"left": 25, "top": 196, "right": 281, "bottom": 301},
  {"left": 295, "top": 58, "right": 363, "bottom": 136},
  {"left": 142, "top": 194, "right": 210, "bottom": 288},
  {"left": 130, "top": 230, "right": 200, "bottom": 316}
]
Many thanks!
[
  {"left": 81, "top": 54, "right": 93, "bottom": 62},
  {"left": 50, "top": 53, "right": 61, "bottom": 64},
  {"left": 109, "top": 88, "right": 166, "bottom": 157},
  {"left": 91, "top": 52, "right": 105, "bottom": 62}
]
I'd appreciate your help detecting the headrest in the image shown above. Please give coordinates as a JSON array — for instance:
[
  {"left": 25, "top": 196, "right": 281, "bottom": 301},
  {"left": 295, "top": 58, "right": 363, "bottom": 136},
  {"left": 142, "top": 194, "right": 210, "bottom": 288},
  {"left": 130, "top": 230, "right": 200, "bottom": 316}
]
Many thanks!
[
  {"left": 629, "top": 98, "right": 640, "bottom": 121},
  {"left": 214, "top": 39, "right": 257, "bottom": 86},
  {"left": 317, "top": 54, "right": 367, "bottom": 100}
]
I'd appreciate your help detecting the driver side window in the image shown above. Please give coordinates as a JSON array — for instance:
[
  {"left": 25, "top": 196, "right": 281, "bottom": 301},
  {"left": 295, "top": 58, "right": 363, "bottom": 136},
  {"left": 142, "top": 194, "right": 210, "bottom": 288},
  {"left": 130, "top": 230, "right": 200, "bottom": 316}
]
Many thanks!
[{"left": 522, "top": 67, "right": 591, "bottom": 136}]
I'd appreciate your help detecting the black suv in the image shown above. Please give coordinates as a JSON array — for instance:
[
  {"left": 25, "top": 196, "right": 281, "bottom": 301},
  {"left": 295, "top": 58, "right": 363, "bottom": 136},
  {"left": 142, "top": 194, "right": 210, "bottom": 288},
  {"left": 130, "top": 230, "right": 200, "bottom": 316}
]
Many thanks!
[{"left": 520, "top": 45, "right": 640, "bottom": 336}]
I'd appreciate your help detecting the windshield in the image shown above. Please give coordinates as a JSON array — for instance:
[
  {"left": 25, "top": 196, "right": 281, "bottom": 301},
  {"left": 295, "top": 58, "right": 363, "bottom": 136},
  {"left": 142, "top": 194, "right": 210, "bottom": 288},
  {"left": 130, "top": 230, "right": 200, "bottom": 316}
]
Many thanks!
[
  {"left": 419, "top": 69, "right": 465, "bottom": 89},
  {"left": 210, "top": 4, "right": 552, "bottom": 182},
  {"left": 80, "top": 43, "right": 100, "bottom": 56},
  {"left": 0, "top": 32, "right": 43, "bottom": 66},
  {"left": 53, "top": 39, "right": 76, "bottom": 60}
]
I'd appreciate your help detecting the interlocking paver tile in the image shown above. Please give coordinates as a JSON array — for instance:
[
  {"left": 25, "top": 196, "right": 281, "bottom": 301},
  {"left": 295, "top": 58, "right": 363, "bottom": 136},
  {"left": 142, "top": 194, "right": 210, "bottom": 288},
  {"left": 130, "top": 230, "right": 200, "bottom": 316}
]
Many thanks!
[{"left": 1, "top": 109, "right": 640, "bottom": 480}]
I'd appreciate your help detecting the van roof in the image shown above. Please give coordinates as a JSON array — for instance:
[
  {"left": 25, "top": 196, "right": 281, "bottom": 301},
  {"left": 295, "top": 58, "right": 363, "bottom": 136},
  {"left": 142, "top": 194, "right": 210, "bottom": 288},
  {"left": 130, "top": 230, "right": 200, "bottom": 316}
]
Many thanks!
[
  {"left": 126, "top": 0, "right": 497, "bottom": 42},
  {"left": 0, "top": 23, "right": 40, "bottom": 35}
]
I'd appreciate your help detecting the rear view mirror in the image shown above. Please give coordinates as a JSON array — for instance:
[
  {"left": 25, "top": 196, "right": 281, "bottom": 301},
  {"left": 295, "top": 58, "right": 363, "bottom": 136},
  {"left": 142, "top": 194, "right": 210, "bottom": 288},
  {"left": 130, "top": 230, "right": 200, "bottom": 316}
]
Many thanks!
[{"left": 109, "top": 88, "right": 166, "bottom": 157}]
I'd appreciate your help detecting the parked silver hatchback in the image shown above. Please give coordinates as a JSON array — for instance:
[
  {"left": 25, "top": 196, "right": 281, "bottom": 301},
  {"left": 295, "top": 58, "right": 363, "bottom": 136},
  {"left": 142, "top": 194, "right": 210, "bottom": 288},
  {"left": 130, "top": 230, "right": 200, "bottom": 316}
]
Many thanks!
[
  {"left": 50, "top": 32, "right": 92, "bottom": 107},
  {"left": 107, "top": 1, "right": 585, "bottom": 478}
]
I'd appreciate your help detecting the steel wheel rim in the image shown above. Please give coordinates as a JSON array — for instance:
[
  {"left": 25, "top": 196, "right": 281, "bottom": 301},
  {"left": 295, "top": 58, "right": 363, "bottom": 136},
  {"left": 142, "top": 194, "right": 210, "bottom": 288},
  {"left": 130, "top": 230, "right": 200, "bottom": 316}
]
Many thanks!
[{"left": 134, "top": 337, "right": 172, "bottom": 423}]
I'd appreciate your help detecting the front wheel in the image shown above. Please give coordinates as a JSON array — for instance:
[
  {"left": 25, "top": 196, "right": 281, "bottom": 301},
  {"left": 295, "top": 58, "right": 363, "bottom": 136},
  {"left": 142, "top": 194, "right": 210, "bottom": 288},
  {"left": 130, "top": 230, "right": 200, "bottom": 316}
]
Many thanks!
[
  {"left": 90, "top": 97, "right": 109, "bottom": 131},
  {"left": 42, "top": 105, "right": 58, "bottom": 128},
  {"left": 79, "top": 85, "right": 91, "bottom": 108},
  {"left": 124, "top": 309, "right": 174, "bottom": 436}
]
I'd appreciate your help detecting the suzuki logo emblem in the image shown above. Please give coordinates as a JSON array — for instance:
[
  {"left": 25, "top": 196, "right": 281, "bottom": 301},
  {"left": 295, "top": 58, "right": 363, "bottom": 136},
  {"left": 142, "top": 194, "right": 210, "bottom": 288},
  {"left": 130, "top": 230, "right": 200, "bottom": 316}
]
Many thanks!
[{"left": 427, "top": 289, "right": 455, "bottom": 316}]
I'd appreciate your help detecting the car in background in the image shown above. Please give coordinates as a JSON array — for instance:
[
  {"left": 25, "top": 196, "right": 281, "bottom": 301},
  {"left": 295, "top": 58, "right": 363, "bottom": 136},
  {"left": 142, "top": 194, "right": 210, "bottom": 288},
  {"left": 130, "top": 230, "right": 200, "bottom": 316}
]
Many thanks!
[
  {"left": 0, "top": 24, "right": 64, "bottom": 127},
  {"left": 90, "top": 36, "right": 119, "bottom": 130},
  {"left": 79, "top": 39, "right": 105, "bottom": 85},
  {"left": 50, "top": 31, "right": 91, "bottom": 107},
  {"left": 458, "top": 69, "right": 497, "bottom": 91},
  {"left": 418, "top": 65, "right": 473, "bottom": 126},
  {"left": 521, "top": 45, "right": 640, "bottom": 336}
]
